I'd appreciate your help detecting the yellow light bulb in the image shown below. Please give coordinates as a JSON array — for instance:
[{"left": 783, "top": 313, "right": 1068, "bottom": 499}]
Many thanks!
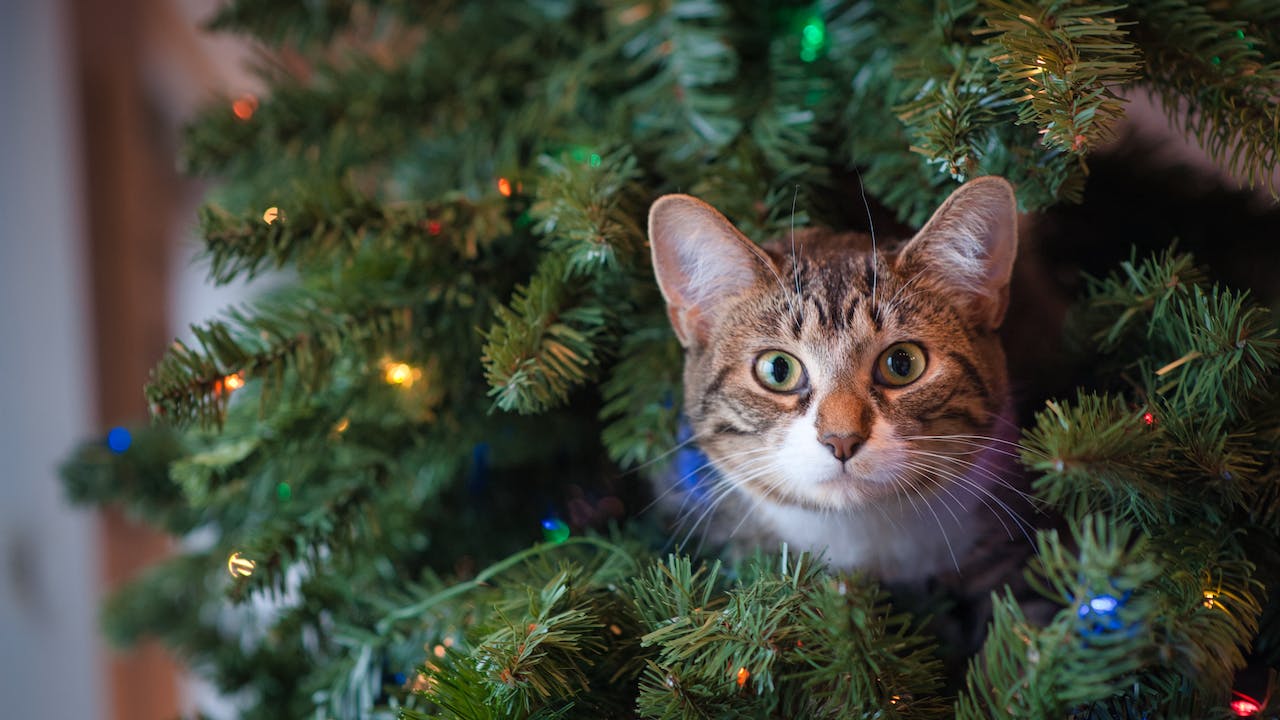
[
  {"left": 385, "top": 362, "right": 414, "bottom": 386},
  {"left": 227, "top": 551, "right": 256, "bottom": 578}
]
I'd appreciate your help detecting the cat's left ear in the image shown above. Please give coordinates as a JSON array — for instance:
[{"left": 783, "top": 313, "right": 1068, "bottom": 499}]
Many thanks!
[{"left": 894, "top": 176, "right": 1018, "bottom": 330}]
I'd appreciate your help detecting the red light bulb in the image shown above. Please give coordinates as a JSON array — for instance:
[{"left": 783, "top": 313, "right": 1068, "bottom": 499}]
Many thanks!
[{"left": 1231, "top": 695, "right": 1261, "bottom": 717}]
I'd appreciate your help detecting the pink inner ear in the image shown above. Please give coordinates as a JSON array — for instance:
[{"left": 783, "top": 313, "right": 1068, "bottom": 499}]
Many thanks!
[
  {"left": 894, "top": 177, "right": 1018, "bottom": 329},
  {"left": 648, "top": 194, "right": 777, "bottom": 346}
]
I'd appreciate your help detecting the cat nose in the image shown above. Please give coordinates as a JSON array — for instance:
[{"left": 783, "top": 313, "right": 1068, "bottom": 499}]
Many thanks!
[{"left": 820, "top": 433, "right": 865, "bottom": 462}]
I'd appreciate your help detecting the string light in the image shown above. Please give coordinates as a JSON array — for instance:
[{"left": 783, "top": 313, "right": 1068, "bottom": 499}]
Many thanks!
[
  {"left": 232, "top": 94, "right": 258, "bottom": 121},
  {"left": 433, "top": 644, "right": 446, "bottom": 658},
  {"left": 409, "top": 672, "right": 433, "bottom": 693},
  {"left": 334, "top": 417, "right": 350, "bottom": 434},
  {"left": 107, "top": 427, "right": 132, "bottom": 454},
  {"left": 383, "top": 361, "right": 420, "bottom": 387},
  {"left": 736, "top": 667, "right": 750, "bottom": 687},
  {"left": 799, "top": 14, "right": 826, "bottom": 62},
  {"left": 263, "top": 207, "right": 280, "bottom": 225},
  {"left": 540, "top": 518, "right": 570, "bottom": 544},
  {"left": 1231, "top": 694, "right": 1261, "bottom": 717},
  {"left": 497, "top": 177, "right": 513, "bottom": 197},
  {"left": 227, "top": 551, "right": 256, "bottom": 578},
  {"left": 1142, "top": 411, "right": 1156, "bottom": 426},
  {"left": 618, "top": 4, "right": 650, "bottom": 24},
  {"left": 427, "top": 220, "right": 442, "bottom": 236},
  {"left": 214, "top": 372, "right": 246, "bottom": 396}
]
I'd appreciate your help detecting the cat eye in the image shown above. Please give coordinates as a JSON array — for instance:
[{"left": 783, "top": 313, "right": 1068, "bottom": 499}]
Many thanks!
[
  {"left": 875, "top": 342, "right": 927, "bottom": 386},
  {"left": 753, "top": 350, "right": 807, "bottom": 393}
]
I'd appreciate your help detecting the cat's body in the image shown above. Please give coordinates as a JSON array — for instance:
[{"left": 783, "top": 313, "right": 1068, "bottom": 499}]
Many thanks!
[{"left": 649, "top": 178, "right": 1034, "bottom": 588}]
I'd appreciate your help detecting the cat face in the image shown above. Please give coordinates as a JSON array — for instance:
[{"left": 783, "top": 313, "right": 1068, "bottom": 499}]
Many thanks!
[{"left": 649, "top": 178, "right": 1018, "bottom": 515}]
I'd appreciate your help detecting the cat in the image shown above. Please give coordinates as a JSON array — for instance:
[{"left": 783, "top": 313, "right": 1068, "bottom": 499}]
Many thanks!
[{"left": 647, "top": 176, "right": 1036, "bottom": 591}]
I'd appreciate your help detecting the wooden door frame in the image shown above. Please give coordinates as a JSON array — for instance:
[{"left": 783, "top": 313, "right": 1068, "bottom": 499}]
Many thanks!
[{"left": 68, "top": 0, "right": 181, "bottom": 717}]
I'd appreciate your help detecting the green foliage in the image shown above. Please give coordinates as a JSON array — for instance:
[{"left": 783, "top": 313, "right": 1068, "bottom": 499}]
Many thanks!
[
  {"left": 1026, "top": 250, "right": 1280, "bottom": 534},
  {"left": 957, "top": 517, "right": 1262, "bottom": 719},
  {"left": 1127, "top": 0, "right": 1280, "bottom": 196},
  {"left": 154, "top": 0, "right": 1280, "bottom": 427},
  {"left": 407, "top": 550, "right": 947, "bottom": 720},
  {"left": 481, "top": 253, "right": 609, "bottom": 414},
  {"left": 983, "top": 1, "right": 1142, "bottom": 154},
  {"left": 599, "top": 321, "right": 683, "bottom": 469},
  {"left": 60, "top": 1, "right": 1280, "bottom": 719},
  {"left": 1008, "top": 247, "right": 1278, "bottom": 716}
]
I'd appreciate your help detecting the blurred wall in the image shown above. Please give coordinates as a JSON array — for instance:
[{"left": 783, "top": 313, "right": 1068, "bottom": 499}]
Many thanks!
[
  {"left": 0, "top": 1, "right": 104, "bottom": 718},
  {"left": 1, "top": 0, "right": 260, "bottom": 717}
]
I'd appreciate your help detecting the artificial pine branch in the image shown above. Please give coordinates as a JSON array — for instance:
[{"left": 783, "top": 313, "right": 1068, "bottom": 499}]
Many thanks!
[
  {"left": 1071, "top": 247, "right": 1209, "bottom": 354},
  {"left": 61, "top": 424, "right": 195, "bottom": 533},
  {"left": 206, "top": 0, "right": 360, "bottom": 46},
  {"left": 182, "top": 59, "right": 418, "bottom": 181},
  {"left": 66, "top": 3, "right": 1280, "bottom": 718},
  {"left": 1125, "top": 0, "right": 1280, "bottom": 196},
  {"left": 145, "top": 284, "right": 415, "bottom": 427},
  {"left": 897, "top": 56, "right": 1006, "bottom": 180},
  {"left": 1023, "top": 392, "right": 1178, "bottom": 527},
  {"left": 982, "top": 0, "right": 1142, "bottom": 154},
  {"left": 791, "top": 574, "right": 948, "bottom": 718},
  {"left": 599, "top": 319, "right": 683, "bottom": 469},
  {"left": 892, "top": 2, "right": 1004, "bottom": 182},
  {"left": 481, "top": 254, "right": 614, "bottom": 414},
  {"left": 1151, "top": 285, "right": 1279, "bottom": 420},
  {"left": 633, "top": 551, "right": 947, "bottom": 719},
  {"left": 623, "top": 0, "right": 742, "bottom": 155},
  {"left": 530, "top": 148, "right": 647, "bottom": 277},
  {"left": 958, "top": 518, "right": 1164, "bottom": 718},
  {"left": 197, "top": 191, "right": 508, "bottom": 285}
]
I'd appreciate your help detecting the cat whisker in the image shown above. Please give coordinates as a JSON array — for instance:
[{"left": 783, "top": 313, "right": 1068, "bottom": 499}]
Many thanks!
[
  {"left": 909, "top": 472, "right": 962, "bottom": 574},
  {"left": 853, "top": 166, "right": 879, "bottom": 315},
  {"left": 623, "top": 428, "right": 713, "bottom": 477},
  {"left": 882, "top": 268, "right": 923, "bottom": 308},
  {"left": 726, "top": 465, "right": 787, "bottom": 540},
  {"left": 899, "top": 459, "right": 1034, "bottom": 545},
  {"left": 639, "top": 445, "right": 775, "bottom": 516},
  {"left": 667, "top": 454, "right": 776, "bottom": 547},
  {"left": 789, "top": 184, "right": 805, "bottom": 323},
  {"left": 860, "top": 478, "right": 905, "bottom": 536},
  {"left": 904, "top": 453, "right": 1036, "bottom": 534},
  {"left": 880, "top": 267, "right": 928, "bottom": 314},
  {"left": 669, "top": 475, "right": 737, "bottom": 553},
  {"left": 975, "top": 407, "right": 1032, "bottom": 436},
  {"left": 899, "top": 460, "right": 965, "bottom": 528},
  {"left": 900, "top": 447, "right": 1037, "bottom": 503},
  {"left": 902, "top": 433, "right": 1039, "bottom": 458}
]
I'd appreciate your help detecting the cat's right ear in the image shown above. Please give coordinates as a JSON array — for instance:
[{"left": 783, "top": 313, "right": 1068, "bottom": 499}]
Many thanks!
[{"left": 649, "top": 195, "right": 778, "bottom": 348}]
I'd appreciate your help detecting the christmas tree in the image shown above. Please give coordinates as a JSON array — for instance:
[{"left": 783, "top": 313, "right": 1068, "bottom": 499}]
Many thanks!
[{"left": 62, "top": 1, "right": 1280, "bottom": 718}]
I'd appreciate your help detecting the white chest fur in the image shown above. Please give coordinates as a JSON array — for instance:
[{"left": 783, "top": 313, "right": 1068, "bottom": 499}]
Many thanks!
[{"left": 757, "top": 494, "right": 989, "bottom": 583}]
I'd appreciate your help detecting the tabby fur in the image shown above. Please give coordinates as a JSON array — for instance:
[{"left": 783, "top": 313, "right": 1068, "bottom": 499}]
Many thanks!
[{"left": 648, "top": 177, "right": 1034, "bottom": 588}]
